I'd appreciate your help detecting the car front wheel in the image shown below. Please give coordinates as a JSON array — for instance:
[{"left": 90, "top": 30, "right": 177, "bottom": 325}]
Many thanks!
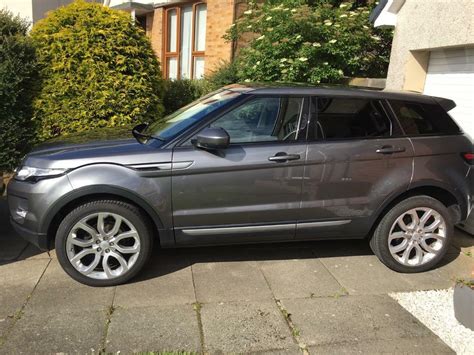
[
  {"left": 55, "top": 200, "right": 153, "bottom": 286},
  {"left": 370, "top": 196, "right": 452, "bottom": 273}
]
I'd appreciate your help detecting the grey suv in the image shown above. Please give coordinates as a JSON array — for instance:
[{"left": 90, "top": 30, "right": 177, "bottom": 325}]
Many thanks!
[{"left": 7, "top": 84, "right": 473, "bottom": 286}]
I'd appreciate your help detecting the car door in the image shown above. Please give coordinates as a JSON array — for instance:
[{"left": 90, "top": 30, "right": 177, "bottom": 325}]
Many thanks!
[
  {"left": 296, "top": 96, "right": 414, "bottom": 239},
  {"left": 171, "top": 95, "right": 309, "bottom": 245}
]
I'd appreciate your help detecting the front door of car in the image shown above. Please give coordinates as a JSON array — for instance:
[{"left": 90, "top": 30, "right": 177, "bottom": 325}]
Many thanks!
[
  {"left": 171, "top": 95, "right": 309, "bottom": 245},
  {"left": 296, "top": 96, "right": 414, "bottom": 239}
]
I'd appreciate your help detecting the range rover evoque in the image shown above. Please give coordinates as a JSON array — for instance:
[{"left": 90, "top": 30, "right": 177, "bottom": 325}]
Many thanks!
[{"left": 7, "top": 84, "right": 473, "bottom": 286}]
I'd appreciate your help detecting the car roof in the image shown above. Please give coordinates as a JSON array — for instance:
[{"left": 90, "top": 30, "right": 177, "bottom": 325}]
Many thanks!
[{"left": 224, "top": 83, "right": 455, "bottom": 110}]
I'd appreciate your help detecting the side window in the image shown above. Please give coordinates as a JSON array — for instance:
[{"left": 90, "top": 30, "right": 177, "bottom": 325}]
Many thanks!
[
  {"left": 389, "top": 100, "right": 461, "bottom": 136},
  {"left": 209, "top": 96, "right": 304, "bottom": 143},
  {"left": 311, "top": 97, "right": 391, "bottom": 140}
]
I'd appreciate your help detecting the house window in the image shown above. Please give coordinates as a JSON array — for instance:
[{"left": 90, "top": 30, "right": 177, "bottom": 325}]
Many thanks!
[{"left": 164, "top": 3, "right": 207, "bottom": 80}]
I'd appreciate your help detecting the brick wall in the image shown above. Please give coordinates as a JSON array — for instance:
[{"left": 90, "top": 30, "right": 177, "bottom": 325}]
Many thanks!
[
  {"left": 147, "top": 0, "right": 244, "bottom": 77},
  {"left": 204, "top": 0, "right": 235, "bottom": 75},
  {"left": 149, "top": 8, "right": 164, "bottom": 62}
]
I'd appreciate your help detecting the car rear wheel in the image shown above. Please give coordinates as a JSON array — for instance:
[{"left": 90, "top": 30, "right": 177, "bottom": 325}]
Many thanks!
[
  {"left": 370, "top": 196, "right": 452, "bottom": 273},
  {"left": 55, "top": 200, "right": 153, "bottom": 286}
]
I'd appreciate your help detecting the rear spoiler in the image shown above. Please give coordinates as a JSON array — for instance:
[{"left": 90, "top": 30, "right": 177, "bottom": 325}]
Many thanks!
[{"left": 434, "top": 97, "right": 456, "bottom": 112}]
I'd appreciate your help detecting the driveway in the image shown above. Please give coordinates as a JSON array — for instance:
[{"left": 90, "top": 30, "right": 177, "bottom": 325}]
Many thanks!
[{"left": 0, "top": 197, "right": 472, "bottom": 354}]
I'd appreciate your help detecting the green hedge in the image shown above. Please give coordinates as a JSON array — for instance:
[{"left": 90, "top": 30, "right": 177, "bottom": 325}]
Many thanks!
[
  {"left": 0, "top": 10, "right": 39, "bottom": 172},
  {"left": 31, "top": 0, "right": 164, "bottom": 140}
]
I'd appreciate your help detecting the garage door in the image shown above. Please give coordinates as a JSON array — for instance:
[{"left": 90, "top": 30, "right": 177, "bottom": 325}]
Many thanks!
[{"left": 423, "top": 47, "right": 474, "bottom": 137}]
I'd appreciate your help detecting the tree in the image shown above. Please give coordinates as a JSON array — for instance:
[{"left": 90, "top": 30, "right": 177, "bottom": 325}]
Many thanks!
[
  {"left": 0, "top": 10, "right": 39, "bottom": 172},
  {"left": 31, "top": 0, "right": 163, "bottom": 140},
  {"left": 226, "top": 0, "right": 392, "bottom": 84}
]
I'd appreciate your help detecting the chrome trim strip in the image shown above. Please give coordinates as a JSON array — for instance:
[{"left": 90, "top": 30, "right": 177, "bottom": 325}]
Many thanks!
[
  {"left": 182, "top": 223, "right": 296, "bottom": 236},
  {"left": 172, "top": 161, "right": 194, "bottom": 170},
  {"left": 296, "top": 220, "right": 351, "bottom": 229},
  {"left": 128, "top": 163, "right": 172, "bottom": 170}
]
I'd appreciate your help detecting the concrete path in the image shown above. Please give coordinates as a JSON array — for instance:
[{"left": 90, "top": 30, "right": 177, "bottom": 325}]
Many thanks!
[{"left": 0, "top": 198, "right": 472, "bottom": 354}]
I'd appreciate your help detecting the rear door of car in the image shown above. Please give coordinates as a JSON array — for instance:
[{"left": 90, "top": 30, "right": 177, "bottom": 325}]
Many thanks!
[
  {"left": 296, "top": 95, "right": 414, "bottom": 239},
  {"left": 171, "top": 94, "right": 310, "bottom": 245}
]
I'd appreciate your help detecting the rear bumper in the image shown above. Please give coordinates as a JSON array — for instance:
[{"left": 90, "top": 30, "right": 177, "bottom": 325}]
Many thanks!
[{"left": 10, "top": 217, "right": 50, "bottom": 250}]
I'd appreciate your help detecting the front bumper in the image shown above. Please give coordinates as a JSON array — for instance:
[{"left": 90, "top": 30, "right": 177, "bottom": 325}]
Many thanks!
[
  {"left": 10, "top": 218, "right": 50, "bottom": 250},
  {"left": 7, "top": 175, "right": 74, "bottom": 250}
]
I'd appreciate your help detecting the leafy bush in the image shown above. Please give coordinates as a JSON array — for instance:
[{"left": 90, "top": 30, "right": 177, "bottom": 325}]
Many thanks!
[
  {"left": 205, "top": 61, "right": 240, "bottom": 90},
  {"left": 0, "top": 10, "right": 39, "bottom": 172},
  {"left": 31, "top": 0, "right": 163, "bottom": 140},
  {"left": 226, "top": 0, "right": 393, "bottom": 84},
  {"left": 162, "top": 79, "right": 213, "bottom": 115}
]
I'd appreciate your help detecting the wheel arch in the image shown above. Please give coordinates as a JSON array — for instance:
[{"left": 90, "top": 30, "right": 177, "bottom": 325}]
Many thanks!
[
  {"left": 368, "top": 184, "right": 463, "bottom": 239},
  {"left": 41, "top": 185, "right": 165, "bottom": 248}
]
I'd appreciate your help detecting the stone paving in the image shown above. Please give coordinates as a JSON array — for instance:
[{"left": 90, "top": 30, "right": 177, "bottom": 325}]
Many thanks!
[{"left": 0, "top": 198, "right": 472, "bottom": 354}]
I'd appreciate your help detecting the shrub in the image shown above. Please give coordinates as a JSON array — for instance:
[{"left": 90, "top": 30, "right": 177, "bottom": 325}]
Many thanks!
[
  {"left": 162, "top": 79, "right": 213, "bottom": 115},
  {"left": 205, "top": 61, "right": 240, "bottom": 90},
  {"left": 31, "top": 0, "right": 163, "bottom": 140},
  {"left": 226, "top": 0, "right": 393, "bottom": 84},
  {"left": 0, "top": 10, "right": 39, "bottom": 172}
]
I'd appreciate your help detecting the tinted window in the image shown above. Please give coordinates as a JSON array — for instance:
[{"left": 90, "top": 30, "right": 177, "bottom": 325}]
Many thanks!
[
  {"left": 389, "top": 100, "right": 461, "bottom": 135},
  {"left": 311, "top": 97, "right": 391, "bottom": 140},
  {"left": 210, "top": 96, "right": 304, "bottom": 143}
]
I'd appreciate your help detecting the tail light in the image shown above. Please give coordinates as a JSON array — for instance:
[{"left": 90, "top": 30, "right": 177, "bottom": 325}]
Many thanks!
[{"left": 462, "top": 152, "right": 474, "bottom": 164}]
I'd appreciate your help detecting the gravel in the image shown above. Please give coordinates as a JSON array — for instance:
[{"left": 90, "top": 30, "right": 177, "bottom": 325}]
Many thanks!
[{"left": 390, "top": 288, "right": 474, "bottom": 355}]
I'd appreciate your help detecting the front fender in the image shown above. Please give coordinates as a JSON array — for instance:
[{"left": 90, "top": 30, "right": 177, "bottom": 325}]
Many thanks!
[{"left": 40, "top": 163, "right": 173, "bottom": 243}]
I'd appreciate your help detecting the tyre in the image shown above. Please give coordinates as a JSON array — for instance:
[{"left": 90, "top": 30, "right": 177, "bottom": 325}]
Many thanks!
[
  {"left": 55, "top": 200, "right": 153, "bottom": 286},
  {"left": 370, "top": 195, "right": 452, "bottom": 273}
]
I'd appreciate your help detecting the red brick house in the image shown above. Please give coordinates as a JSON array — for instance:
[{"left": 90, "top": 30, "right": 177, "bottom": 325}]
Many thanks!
[{"left": 111, "top": 0, "right": 246, "bottom": 79}]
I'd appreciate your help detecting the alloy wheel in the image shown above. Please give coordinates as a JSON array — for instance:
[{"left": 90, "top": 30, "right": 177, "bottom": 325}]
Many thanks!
[
  {"left": 66, "top": 212, "right": 141, "bottom": 280},
  {"left": 388, "top": 207, "right": 446, "bottom": 267}
]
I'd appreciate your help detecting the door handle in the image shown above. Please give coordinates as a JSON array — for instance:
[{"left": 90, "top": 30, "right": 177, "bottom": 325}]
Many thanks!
[
  {"left": 376, "top": 146, "right": 406, "bottom": 154},
  {"left": 268, "top": 153, "right": 301, "bottom": 162}
]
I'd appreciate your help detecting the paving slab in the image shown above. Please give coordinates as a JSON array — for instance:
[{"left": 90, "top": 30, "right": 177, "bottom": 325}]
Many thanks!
[
  {"left": 259, "top": 258, "right": 345, "bottom": 299},
  {"left": 319, "top": 255, "right": 417, "bottom": 294},
  {"left": 0, "top": 259, "right": 50, "bottom": 336},
  {"left": 192, "top": 261, "right": 273, "bottom": 303},
  {"left": 0, "top": 309, "right": 105, "bottom": 354},
  {"left": 200, "top": 300, "right": 297, "bottom": 353},
  {"left": 24, "top": 259, "right": 115, "bottom": 313},
  {"left": 310, "top": 337, "right": 454, "bottom": 354},
  {"left": 283, "top": 295, "right": 437, "bottom": 348},
  {"left": 106, "top": 305, "right": 201, "bottom": 353},
  {"left": 115, "top": 251, "right": 195, "bottom": 308}
]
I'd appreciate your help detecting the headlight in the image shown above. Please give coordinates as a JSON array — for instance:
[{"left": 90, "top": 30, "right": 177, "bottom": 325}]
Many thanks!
[{"left": 15, "top": 166, "right": 67, "bottom": 182}]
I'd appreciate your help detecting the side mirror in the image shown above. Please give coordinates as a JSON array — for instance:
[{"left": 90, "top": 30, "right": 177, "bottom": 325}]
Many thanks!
[{"left": 193, "top": 127, "right": 230, "bottom": 150}]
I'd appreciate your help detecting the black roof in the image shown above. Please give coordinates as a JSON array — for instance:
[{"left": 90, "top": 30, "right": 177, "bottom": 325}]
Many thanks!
[{"left": 225, "top": 83, "right": 456, "bottom": 111}]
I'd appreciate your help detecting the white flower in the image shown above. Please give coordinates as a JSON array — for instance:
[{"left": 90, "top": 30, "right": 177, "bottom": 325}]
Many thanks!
[
  {"left": 280, "top": 58, "right": 288, "bottom": 62},
  {"left": 339, "top": 14, "right": 348, "bottom": 18},
  {"left": 324, "top": 21, "right": 333, "bottom": 26},
  {"left": 329, "top": 39, "right": 337, "bottom": 44},
  {"left": 338, "top": 69, "right": 344, "bottom": 75},
  {"left": 244, "top": 79, "right": 251, "bottom": 82},
  {"left": 246, "top": 25, "right": 252, "bottom": 29},
  {"left": 267, "top": 27, "right": 274, "bottom": 32},
  {"left": 323, "top": 62, "right": 329, "bottom": 65},
  {"left": 256, "top": 61, "right": 261, "bottom": 65},
  {"left": 296, "top": 34, "right": 302, "bottom": 39},
  {"left": 313, "top": 42, "right": 321, "bottom": 47},
  {"left": 371, "top": 35, "right": 381, "bottom": 41},
  {"left": 363, "top": 25, "right": 369, "bottom": 29},
  {"left": 266, "top": 16, "right": 272, "bottom": 21},
  {"left": 281, "top": 69, "right": 288, "bottom": 73},
  {"left": 244, "top": 10, "right": 252, "bottom": 15},
  {"left": 291, "top": 8, "right": 297, "bottom": 13},
  {"left": 339, "top": 3, "right": 348, "bottom": 8},
  {"left": 298, "top": 57, "right": 308, "bottom": 62},
  {"left": 257, "top": 35, "right": 265, "bottom": 40}
]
